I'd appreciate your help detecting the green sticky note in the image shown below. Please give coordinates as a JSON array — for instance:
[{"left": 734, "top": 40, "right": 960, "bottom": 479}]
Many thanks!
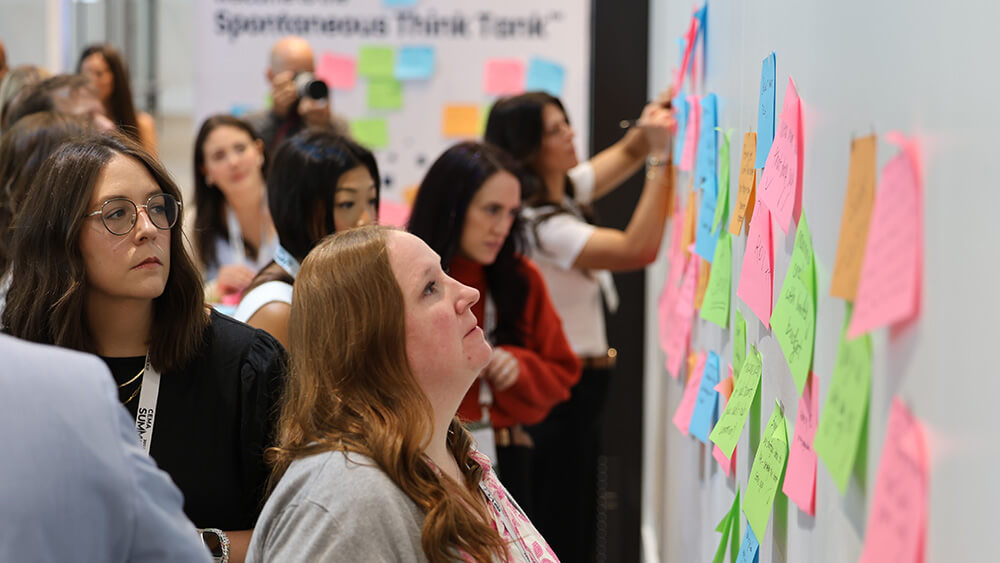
[
  {"left": 743, "top": 401, "right": 789, "bottom": 538},
  {"left": 729, "top": 510, "right": 740, "bottom": 563},
  {"left": 367, "top": 78, "right": 403, "bottom": 110},
  {"left": 710, "top": 346, "right": 762, "bottom": 458},
  {"left": 349, "top": 118, "right": 389, "bottom": 149},
  {"left": 714, "top": 490, "right": 741, "bottom": 563},
  {"left": 713, "top": 128, "right": 733, "bottom": 232},
  {"left": 733, "top": 310, "right": 747, "bottom": 379},
  {"left": 700, "top": 231, "right": 732, "bottom": 328},
  {"left": 770, "top": 213, "right": 817, "bottom": 395},
  {"left": 813, "top": 304, "right": 872, "bottom": 494},
  {"left": 358, "top": 45, "right": 395, "bottom": 78}
]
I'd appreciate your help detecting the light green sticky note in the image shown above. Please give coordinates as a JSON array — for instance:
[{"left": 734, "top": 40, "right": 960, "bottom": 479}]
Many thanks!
[
  {"left": 367, "top": 78, "right": 403, "bottom": 110},
  {"left": 700, "top": 231, "right": 732, "bottom": 327},
  {"left": 349, "top": 118, "right": 389, "bottom": 150},
  {"left": 729, "top": 510, "right": 740, "bottom": 563},
  {"left": 710, "top": 346, "right": 762, "bottom": 458},
  {"left": 713, "top": 490, "right": 741, "bottom": 563},
  {"left": 743, "top": 401, "right": 789, "bottom": 538},
  {"left": 770, "top": 213, "right": 816, "bottom": 395},
  {"left": 733, "top": 310, "right": 747, "bottom": 379},
  {"left": 358, "top": 45, "right": 395, "bottom": 78},
  {"left": 813, "top": 304, "right": 872, "bottom": 494},
  {"left": 713, "top": 128, "right": 733, "bottom": 232}
]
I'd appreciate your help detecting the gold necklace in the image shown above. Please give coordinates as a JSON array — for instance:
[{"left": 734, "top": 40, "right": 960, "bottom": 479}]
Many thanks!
[{"left": 119, "top": 366, "right": 145, "bottom": 405}]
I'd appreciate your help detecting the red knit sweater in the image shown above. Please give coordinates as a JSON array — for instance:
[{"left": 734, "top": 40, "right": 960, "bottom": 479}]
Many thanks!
[{"left": 449, "top": 255, "right": 581, "bottom": 429}]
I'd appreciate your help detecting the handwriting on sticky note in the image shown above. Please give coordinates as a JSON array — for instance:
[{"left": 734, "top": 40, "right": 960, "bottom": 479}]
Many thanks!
[
  {"left": 689, "top": 351, "right": 722, "bottom": 443},
  {"left": 755, "top": 53, "right": 776, "bottom": 169},
  {"left": 814, "top": 307, "right": 872, "bottom": 493},
  {"left": 744, "top": 402, "right": 788, "bottom": 538},
  {"left": 349, "top": 118, "right": 389, "bottom": 149},
  {"left": 730, "top": 132, "right": 758, "bottom": 235},
  {"left": 441, "top": 104, "right": 480, "bottom": 138},
  {"left": 316, "top": 52, "right": 356, "bottom": 90},
  {"left": 859, "top": 398, "right": 928, "bottom": 563},
  {"left": 680, "top": 96, "right": 700, "bottom": 172},
  {"left": 736, "top": 205, "right": 773, "bottom": 328},
  {"left": 710, "top": 347, "right": 762, "bottom": 458},
  {"left": 367, "top": 78, "right": 403, "bottom": 110},
  {"left": 665, "top": 255, "right": 699, "bottom": 377},
  {"left": 735, "top": 520, "right": 760, "bottom": 563},
  {"left": 757, "top": 77, "right": 801, "bottom": 234},
  {"left": 394, "top": 45, "right": 435, "bottom": 80},
  {"left": 673, "top": 351, "right": 706, "bottom": 435},
  {"left": 847, "top": 140, "right": 921, "bottom": 338},
  {"left": 770, "top": 213, "right": 816, "bottom": 395},
  {"left": 713, "top": 129, "right": 732, "bottom": 233},
  {"left": 358, "top": 45, "right": 395, "bottom": 78},
  {"left": 695, "top": 93, "right": 718, "bottom": 194},
  {"left": 830, "top": 135, "right": 876, "bottom": 300},
  {"left": 525, "top": 57, "right": 565, "bottom": 97},
  {"left": 483, "top": 58, "right": 525, "bottom": 95},
  {"left": 782, "top": 372, "right": 819, "bottom": 515},
  {"left": 733, "top": 310, "right": 747, "bottom": 378},
  {"left": 700, "top": 232, "right": 731, "bottom": 328}
]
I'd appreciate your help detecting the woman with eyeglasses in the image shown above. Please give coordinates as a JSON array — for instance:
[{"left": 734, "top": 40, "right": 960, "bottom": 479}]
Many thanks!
[
  {"left": 233, "top": 129, "right": 378, "bottom": 349},
  {"left": 2, "top": 131, "right": 286, "bottom": 563}
]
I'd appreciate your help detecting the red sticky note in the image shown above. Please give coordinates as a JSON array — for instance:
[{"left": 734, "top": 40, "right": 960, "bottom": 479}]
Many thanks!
[
  {"left": 680, "top": 96, "right": 700, "bottom": 172},
  {"left": 712, "top": 366, "right": 737, "bottom": 476},
  {"left": 673, "top": 16, "right": 699, "bottom": 93},
  {"left": 859, "top": 398, "right": 928, "bottom": 563},
  {"left": 782, "top": 371, "right": 819, "bottom": 516},
  {"left": 848, "top": 134, "right": 922, "bottom": 339},
  {"left": 757, "top": 77, "right": 802, "bottom": 234},
  {"left": 316, "top": 52, "right": 357, "bottom": 91},
  {"left": 673, "top": 351, "right": 706, "bottom": 435},
  {"left": 483, "top": 59, "right": 525, "bottom": 96},
  {"left": 664, "top": 254, "right": 699, "bottom": 377},
  {"left": 736, "top": 204, "right": 773, "bottom": 328}
]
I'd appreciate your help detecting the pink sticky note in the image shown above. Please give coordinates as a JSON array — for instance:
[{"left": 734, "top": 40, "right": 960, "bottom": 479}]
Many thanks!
[
  {"left": 378, "top": 199, "right": 411, "bottom": 228},
  {"left": 483, "top": 59, "right": 525, "bottom": 96},
  {"left": 680, "top": 96, "right": 700, "bottom": 172},
  {"left": 673, "top": 16, "right": 699, "bottom": 93},
  {"left": 658, "top": 206, "right": 687, "bottom": 359},
  {"left": 673, "top": 351, "right": 706, "bottom": 435},
  {"left": 712, "top": 366, "right": 737, "bottom": 476},
  {"left": 757, "top": 77, "right": 802, "bottom": 234},
  {"left": 859, "top": 398, "right": 928, "bottom": 563},
  {"left": 316, "top": 53, "right": 357, "bottom": 91},
  {"left": 782, "top": 371, "right": 819, "bottom": 516},
  {"left": 736, "top": 204, "right": 773, "bottom": 328},
  {"left": 664, "top": 254, "right": 699, "bottom": 376},
  {"left": 848, "top": 135, "right": 922, "bottom": 339}
]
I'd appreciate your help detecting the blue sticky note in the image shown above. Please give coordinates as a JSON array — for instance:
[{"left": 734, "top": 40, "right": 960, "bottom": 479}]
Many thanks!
[
  {"left": 694, "top": 173, "right": 718, "bottom": 261},
  {"left": 695, "top": 93, "right": 718, "bottom": 195},
  {"left": 672, "top": 96, "right": 687, "bottom": 164},
  {"left": 736, "top": 525, "right": 760, "bottom": 563},
  {"left": 755, "top": 52, "right": 776, "bottom": 168},
  {"left": 525, "top": 58, "right": 565, "bottom": 97},
  {"left": 695, "top": 4, "right": 708, "bottom": 80},
  {"left": 383, "top": 0, "right": 416, "bottom": 6},
  {"left": 394, "top": 45, "right": 435, "bottom": 80},
  {"left": 689, "top": 351, "right": 721, "bottom": 443}
]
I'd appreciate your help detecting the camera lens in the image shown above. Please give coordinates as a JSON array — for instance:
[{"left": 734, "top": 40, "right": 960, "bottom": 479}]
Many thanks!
[{"left": 294, "top": 72, "right": 329, "bottom": 100}]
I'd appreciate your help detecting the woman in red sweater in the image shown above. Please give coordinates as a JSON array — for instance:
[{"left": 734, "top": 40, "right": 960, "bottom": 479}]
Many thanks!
[{"left": 407, "top": 141, "right": 580, "bottom": 515}]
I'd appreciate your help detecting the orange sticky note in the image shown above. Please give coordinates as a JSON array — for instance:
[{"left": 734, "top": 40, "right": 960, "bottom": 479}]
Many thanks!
[
  {"left": 757, "top": 77, "right": 803, "bottom": 234},
  {"left": 736, "top": 204, "right": 773, "bottom": 328},
  {"left": 859, "top": 398, "right": 928, "bottom": 563},
  {"left": 483, "top": 58, "right": 525, "bottom": 95},
  {"left": 830, "top": 135, "right": 877, "bottom": 300},
  {"left": 681, "top": 185, "right": 698, "bottom": 257},
  {"left": 729, "top": 132, "right": 758, "bottom": 235},
  {"left": 712, "top": 366, "right": 737, "bottom": 477},
  {"left": 782, "top": 371, "right": 818, "bottom": 516},
  {"left": 847, "top": 134, "right": 922, "bottom": 338},
  {"left": 664, "top": 255, "right": 699, "bottom": 377},
  {"left": 673, "top": 351, "right": 706, "bottom": 435},
  {"left": 441, "top": 104, "right": 480, "bottom": 138},
  {"left": 694, "top": 258, "right": 711, "bottom": 310},
  {"left": 680, "top": 96, "right": 700, "bottom": 172}
]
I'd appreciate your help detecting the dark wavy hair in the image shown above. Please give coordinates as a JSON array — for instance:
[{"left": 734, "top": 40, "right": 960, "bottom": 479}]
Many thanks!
[
  {"left": 2, "top": 131, "right": 208, "bottom": 373},
  {"left": 407, "top": 141, "right": 527, "bottom": 347},
  {"left": 244, "top": 128, "right": 380, "bottom": 292},
  {"left": 76, "top": 44, "right": 141, "bottom": 143},
  {"left": 192, "top": 114, "right": 269, "bottom": 271}
]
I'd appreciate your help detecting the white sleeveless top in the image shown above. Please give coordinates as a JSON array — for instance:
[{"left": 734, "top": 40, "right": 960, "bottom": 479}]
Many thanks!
[{"left": 233, "top": 281, "right": 293, "bottom": 323}]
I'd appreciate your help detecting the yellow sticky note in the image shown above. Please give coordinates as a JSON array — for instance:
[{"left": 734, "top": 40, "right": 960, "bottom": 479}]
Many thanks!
[
  {"left": 830, "top": 135, "right": 877, "bottom": 300},
  {"left": 441, "top": 104, "right": 480, "bottom": 138}
]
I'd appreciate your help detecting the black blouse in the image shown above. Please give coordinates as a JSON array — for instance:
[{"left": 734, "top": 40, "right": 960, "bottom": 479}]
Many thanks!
[{"left": 102, "top": 310, "right": 286, "bottom": 530}]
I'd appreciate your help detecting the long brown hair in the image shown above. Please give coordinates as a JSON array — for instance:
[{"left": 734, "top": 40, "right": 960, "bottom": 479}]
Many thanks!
[
  {"left": 76, "top": 44, "right": 142, "bottom": 144},
  {"left": 268, "top": 226, "right": 510, "bottom": 563},
  {"left": 2, "top": 131, "right": 208, "bottom": 373}
]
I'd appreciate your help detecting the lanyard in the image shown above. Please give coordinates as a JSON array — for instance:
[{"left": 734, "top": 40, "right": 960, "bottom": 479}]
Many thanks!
[
  {"left": 273, "top": 244, "right": 300, "bottom": 279},
  {"left": 478, "top": 480, "right": 535, "bottom": 562},
  {"left": 134, "top": 355, "right": 161, "bottom": 455}
]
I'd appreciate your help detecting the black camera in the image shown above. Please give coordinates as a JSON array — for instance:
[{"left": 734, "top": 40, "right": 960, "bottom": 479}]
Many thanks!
[{"left": 294, "top": 73, "right": 329, "bottom": 101}]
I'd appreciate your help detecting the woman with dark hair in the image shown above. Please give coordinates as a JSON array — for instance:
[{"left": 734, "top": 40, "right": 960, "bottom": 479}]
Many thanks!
[
  {"left": 193, "top": 114, "right": 275, "bottom": 302},
  {"left": 0, "top": 64, "right": 49, "bottom": 138},
  {"left": 2, "top": 131, "right": 285, "bottom": 562},
  {"left": 77, "top": 43, "right": 158, "bottom": 153},
  {"left": 407, "top": 141, "right": 579, "bottom": 513},
  {"left": 249, "top": 225, "right": 557, "bottom": 562},
  {"left": 233, "top": 128, "right": 379, "bottom": 348},
  {"left": 484, "top": 91, "right": 675, "bottom": 559}
]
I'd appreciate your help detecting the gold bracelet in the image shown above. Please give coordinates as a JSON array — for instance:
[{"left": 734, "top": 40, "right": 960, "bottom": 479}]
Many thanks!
[{"left": 646, "top": 155, "right": 668, "bottom": 167}]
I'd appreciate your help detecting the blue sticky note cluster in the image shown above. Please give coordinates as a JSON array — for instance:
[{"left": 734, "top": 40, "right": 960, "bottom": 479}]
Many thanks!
[
  {"left": 689, "top": 351, "right": 721, "bottom": 443},
  {"left": 525, "top": 58, "right": 565, "bottom": 97},
  {"left": 755, "top": 52, "right": 776, "bottom": 168},
  {"left": 695, "top": 93, "right": 719, "bottom": 194},
  {"left": 736, "top": 525, "right": 760, "bottom": 563},
  {"left": 672, "top": 96, "right": 687, "bottom": 164},
  {"left": 394, "top": 45, "right": 435, "bottom": 80},
  {"left": 383, "top": 0, "right": 417, "bottom": 6}
]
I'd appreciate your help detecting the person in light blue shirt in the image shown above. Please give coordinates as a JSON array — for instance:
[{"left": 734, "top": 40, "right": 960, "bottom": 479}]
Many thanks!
[{"left": 0, "top": 334, "right": 212, "bottom": 563}]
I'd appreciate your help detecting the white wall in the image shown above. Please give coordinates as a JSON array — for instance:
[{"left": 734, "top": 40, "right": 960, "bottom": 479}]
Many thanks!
[{"left": 644, "top": 1, "right": 997, "bottom": 562}]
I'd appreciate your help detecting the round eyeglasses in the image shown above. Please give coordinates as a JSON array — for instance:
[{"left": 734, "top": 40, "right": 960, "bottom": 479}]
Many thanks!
[{"left": 84, "top": 193, "right": 181, "bottom": 236}]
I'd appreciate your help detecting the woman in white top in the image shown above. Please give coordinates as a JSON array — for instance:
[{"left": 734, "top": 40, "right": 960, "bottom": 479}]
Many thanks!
[
  {"left": 484, "top": 90, "right": 675, "bottom": 560},
  {"left": 234, "top": 129, "right": 379, "bottom": 348},
  {"left": 193, "top": 115, "right": 277, "bottom": 303}
]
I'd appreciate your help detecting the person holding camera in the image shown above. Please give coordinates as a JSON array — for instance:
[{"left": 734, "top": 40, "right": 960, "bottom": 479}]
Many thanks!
[{"left": 244, "top": 36, "right": 349, "bottom": 153}]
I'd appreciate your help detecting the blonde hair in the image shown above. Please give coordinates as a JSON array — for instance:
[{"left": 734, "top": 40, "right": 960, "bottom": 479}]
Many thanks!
[{"left": 267, "top": 225, "right": 510, "bottom": 562}]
